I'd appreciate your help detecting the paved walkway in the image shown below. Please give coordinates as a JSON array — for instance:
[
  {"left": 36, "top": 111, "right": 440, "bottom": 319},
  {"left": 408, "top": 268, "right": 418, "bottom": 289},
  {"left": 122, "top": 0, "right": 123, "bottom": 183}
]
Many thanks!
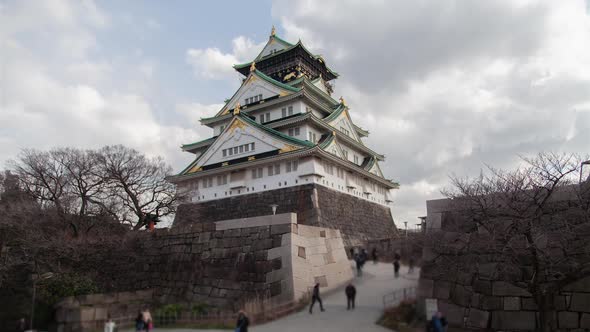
[{"left": 134, "top": 262, "right": 418, "bottom": 332}]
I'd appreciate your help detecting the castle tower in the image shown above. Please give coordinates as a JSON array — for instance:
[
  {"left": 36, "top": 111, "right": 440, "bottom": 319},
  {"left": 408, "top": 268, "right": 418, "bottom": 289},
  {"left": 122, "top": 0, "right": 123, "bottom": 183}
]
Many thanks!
[{"left": 169, "top": 29, "right": 399, "bottom": 246}]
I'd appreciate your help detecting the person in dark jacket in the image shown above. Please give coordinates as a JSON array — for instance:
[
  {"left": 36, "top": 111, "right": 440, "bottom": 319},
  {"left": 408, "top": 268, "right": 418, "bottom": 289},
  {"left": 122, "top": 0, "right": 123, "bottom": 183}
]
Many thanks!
[
  {"left": 309, "top": 283, "right": 325, "bottom": 314},
  {"left": 345, "top": 284, "right": 356, "bottom": 310},
  {"left": 135, "top": 312, "right": 144, "bottom": 332},
  {"left": 427, "top": 311, "right": 448, "bottom": 332},
  {"left": 354, "top": 253, "right": 363, "bottom": 276},
  {"left": 360, "top": 249, "right": 368, "bottom": 266},
  {"left": 236, "top": 310, "right": 249, "bottom": 332},
  {"left": 371, "top": 248, "right": 378, "bottom": 264},
  {"left": 393, "top": 259, "right": 401, "bottom": 278}
]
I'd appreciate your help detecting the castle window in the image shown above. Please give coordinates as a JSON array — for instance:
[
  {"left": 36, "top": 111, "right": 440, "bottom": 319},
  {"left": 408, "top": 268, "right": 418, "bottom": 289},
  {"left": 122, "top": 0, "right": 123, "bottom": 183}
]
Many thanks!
[
  {"left": 239, "top": 145, "right": 244, "bottom": 153},
  {"left": 342, "top": 150, "right": 348, "bottom": 159},
  {"left": 233, "top": 147, "right": 238, "bottom": 154},
  {"left": 282, "top": 107, "right": 286, "bottom": 118},
  {"left": 251, "top": 142, "right": 255, "bottom": 151},
  {"left": 288, "top": 106, "right": 293, "bottom": 115},
  {"left": 252, "top": 168, "right": 263, "bottom": 179},
  {"left": 265, "top": 112, "right": 270, "bottom": 122},
  {"left": 294, "top": 127, "right": 300, "bottom": 136},
  {"left": 354, "top": 155, "right": 359, "bottom": 165},
  {"left": 340, "top": 126, "right": 350, "bottom": 136},
  {"left": 288, "top": 128, "right": 294, "bottom": 136},
  {"left": 286, "top": 160, "right": 298, "bottom": 173},
  {"left": 259, "top": 94, "right": 262, "bottom": 101},
  {"left": 222, "top": 149, "right": 227, "bottom": 157}
]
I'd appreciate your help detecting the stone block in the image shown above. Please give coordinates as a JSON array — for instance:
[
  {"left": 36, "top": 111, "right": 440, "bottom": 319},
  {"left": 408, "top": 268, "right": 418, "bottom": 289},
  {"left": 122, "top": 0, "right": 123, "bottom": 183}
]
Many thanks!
[
  {"left": 581, "top": 313, "right": 590, "bottom": 328},
  {"left": 434, "top": 281, "right": 451, "bottom": 300},
  {"left": 481, "top": 296, "right": 502, "bottom": 310},
  {"left": 558, "top": 311, "right": 579, "bottom": 329},
  {"left": 571, "top": 293, "right": 590, "bottom": 312},
  {"left": 94, "top": 308, "right": 108, "bottom": 321},
  {"left": 473, "top": 280, "right": 492, "bottom": 295},
  {"left": 451, "top": 284, "right": 472, "bottom": 307},
  {"left": 563, "top": 276, "right": 590, "bottom": 292},
  {"left": 466, "top": 308, "right": 489, "bottom": 328},
  {"left": 477, "top": 263, "right": 498, "bottom": 280},
  {"left": 437, "top": 301, "right": 465, "bottom": 325},
  {"left": 503, "top": 297, "right": 520, "bottom": 311},
  {"left": 522, "top": 297, "right": 538, "bottom": 310},
  {"left": 418, "top": 279, "right": 434, "bottom": 298},
  {"left": 491, "top": 311, "right": 536, "bottom": 330},
  {"left": 492, "top": 281, "right": 531, "bottom": 297}
]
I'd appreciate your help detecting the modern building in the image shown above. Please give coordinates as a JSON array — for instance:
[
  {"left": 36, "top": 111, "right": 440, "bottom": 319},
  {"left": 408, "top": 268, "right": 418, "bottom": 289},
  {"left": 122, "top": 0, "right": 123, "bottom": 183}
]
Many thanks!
[{"left": 169, "top": 28, "right": 399, "bottom": 246}]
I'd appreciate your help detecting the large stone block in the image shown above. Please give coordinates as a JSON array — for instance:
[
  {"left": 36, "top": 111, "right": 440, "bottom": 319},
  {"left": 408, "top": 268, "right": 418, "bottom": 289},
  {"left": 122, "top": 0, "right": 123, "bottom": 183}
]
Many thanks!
[
  {"left": 570, "top": 293, "right": 590, "bottom": 312},
  {"left": 434, "top": 281, "right": 451, "bottom": 300},
  {"left": 492, "top": 281, "right": 531, "bottom": 297},
  {"left": 466, "top": 308, "right": 489, "bottom": 328},
  {"left": 503, "top": 297, "right": 520, "bottom": 311},
  {"left": 437, "top": 301, "right": 465, "bottom": 325},
  {"left": 563, "top": 276, "right": 590, "bottom": 292},
  {"left": 558, "top": 311, "right": 579, "bottom": 329},
  {"left": 581, "top": 313, "right": 590, "bottom": 328},
  {"left": 491, "top": 311, "right": 536, "bottom": 330}
]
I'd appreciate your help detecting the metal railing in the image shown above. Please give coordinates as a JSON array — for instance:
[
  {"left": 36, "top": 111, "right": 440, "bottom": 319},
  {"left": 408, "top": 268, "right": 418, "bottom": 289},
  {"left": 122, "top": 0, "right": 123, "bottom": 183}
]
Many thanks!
[{"left": 382, "top": 287, "right": 416, "bottom": 309}]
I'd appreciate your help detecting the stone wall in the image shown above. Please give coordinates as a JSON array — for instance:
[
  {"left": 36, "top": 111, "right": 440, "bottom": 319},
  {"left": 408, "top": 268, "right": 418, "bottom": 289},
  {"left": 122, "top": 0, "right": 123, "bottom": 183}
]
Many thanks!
[
  {"left": 54, "top": 290, "right": 152, "bottom": 332},
  {"left": 54, "top": 213, "right": 353, "bottom": 332},
  {"left": 418, "top": 197, "right": 590, "bottom": 331},
  {"left": 174, "top": 184, "right": 397, "bottom": 248}
]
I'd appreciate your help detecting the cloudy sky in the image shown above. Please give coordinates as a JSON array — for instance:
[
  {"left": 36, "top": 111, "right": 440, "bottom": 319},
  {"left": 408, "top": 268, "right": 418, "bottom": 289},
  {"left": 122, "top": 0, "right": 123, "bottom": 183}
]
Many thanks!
[{"left": 1, "top": 0, "right": 590, "bottom": 226}]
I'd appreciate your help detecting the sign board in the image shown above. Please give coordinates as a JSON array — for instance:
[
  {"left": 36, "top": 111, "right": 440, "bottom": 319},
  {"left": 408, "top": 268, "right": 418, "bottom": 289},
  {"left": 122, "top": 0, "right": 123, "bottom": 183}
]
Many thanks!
[{"left": 425, "top": 298, "right": 438, "bottom": 319}]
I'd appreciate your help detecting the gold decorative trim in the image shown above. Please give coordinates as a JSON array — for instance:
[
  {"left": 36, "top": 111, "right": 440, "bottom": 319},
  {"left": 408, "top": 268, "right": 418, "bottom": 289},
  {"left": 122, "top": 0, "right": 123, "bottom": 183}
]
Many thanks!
[
  {"left": 271, "top": 25, "right": 276, "bottom": 36},
  {"left": 222, "top": 162, "right": 229, "bottom": 166},
  {"left": 248, "top": 156, "right": 256, "bottom": 161}
]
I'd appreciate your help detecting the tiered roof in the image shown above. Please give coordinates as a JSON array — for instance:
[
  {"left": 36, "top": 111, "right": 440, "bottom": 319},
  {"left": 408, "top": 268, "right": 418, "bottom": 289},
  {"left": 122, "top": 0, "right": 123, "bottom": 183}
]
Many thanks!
[{"left": 173, "top": 28, "right": 397, "bottom": 189}]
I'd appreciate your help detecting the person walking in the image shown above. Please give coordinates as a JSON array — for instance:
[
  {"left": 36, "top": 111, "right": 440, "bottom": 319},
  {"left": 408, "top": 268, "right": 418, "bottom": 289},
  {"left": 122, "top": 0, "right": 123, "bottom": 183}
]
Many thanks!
[
  {"left": 345, "top": 283, "right": 356, "bottom": 310},
  {"left": 135, "top": 311, "right": 144, "bottom": 332},
  {"left": 349, "top": 247, "right": 355, "bottom": 259},
  {"left": 360, "top": 249, "right": 368, "bottom": 267},
  {"left": 371, "top": 248, "right": 378, "bottom": 264},
  {"left": 354, "top": 253, "right": 363, "bottom": 277},
  {"left": 142, "top": 308, "right": 152, "bottom": 332},
  {"left": 408, "top": 256, "right": 415, "bottom": 274},
  {"left": 235, "top": 310, "right": 249, "bottom": 332},
  {"left": 393, "top": 259, "right": 400, "bottom": 278},
  {"left": 104, "top": 316, "right": 116, "bottom": 332},
  {"left": 427, "top": 311, "right": 448, "bottom": 332},
  {"left": 309, "top": 283, "right": 325, "bottom": 314}
]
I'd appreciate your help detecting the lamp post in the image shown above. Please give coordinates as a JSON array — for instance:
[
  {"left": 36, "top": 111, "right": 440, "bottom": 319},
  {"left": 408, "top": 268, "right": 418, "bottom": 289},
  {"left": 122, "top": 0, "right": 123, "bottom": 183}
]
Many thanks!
[
  {"left": 30, "top": 272, "right": 54, "bottom": 330},
  {"left": 580, "top": 160, "right": 590, "bottom": 183},
  {"left": 270, "top": 204, "right": 278, "bottom": 215},
  {"left": 404, "top": 221, "right": 408, "bottom": 238}
]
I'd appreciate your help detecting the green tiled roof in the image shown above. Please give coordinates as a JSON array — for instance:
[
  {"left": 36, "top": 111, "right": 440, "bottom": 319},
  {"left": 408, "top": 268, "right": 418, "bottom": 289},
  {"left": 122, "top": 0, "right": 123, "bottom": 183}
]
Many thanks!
[
  {"left": 323, "top": 103, "right": 346, "bottom": 122},
  {"left": 254, "top": 69, "right": 300, "bottom": 92},
  {"left": 233, "top": 38, "right": 339, "bottom": 78},
  {"left": 181, "top": 136, "right": 217, "bottom": 150},
  {"left": 238, "top": 113, "right": 315, "bottom": 148}
]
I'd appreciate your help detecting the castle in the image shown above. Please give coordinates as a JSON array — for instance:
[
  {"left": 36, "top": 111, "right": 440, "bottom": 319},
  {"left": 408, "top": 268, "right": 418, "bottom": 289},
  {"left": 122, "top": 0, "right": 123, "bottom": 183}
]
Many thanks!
[{"left": 169, "top": 27, "right": 399, "bottom": 246}]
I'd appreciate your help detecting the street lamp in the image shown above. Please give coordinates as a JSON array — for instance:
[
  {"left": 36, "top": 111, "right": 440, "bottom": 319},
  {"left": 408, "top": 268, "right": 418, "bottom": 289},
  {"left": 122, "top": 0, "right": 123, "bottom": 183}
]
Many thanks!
[
  {"left": 270, "top": 204, "right": 278, "bottom": 215},
  {"left": 404, "top": 221, "right": 408, "bottom": 238},
  {"left": 30, "top": 272, "right": 54, "bottom": 330}
]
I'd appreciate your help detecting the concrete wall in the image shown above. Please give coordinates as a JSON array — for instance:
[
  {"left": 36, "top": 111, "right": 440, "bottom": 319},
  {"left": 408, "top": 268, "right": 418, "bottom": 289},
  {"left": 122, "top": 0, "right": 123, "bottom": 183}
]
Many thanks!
[{"left": 290, "top": 225, "right": 353, "bottom": 300}]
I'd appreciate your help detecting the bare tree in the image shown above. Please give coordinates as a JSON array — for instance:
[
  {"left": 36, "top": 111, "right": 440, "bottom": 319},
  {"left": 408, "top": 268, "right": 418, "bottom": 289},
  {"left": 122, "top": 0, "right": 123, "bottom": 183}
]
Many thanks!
[
  {"left": 9, "top": 149, "right": 73, "bottom": 219},
  {"left": 97, "top": 145, "right": 177, "bottom": 230},
  {"left": 438, "top": 153, "right": 590, "bottom": 331}
]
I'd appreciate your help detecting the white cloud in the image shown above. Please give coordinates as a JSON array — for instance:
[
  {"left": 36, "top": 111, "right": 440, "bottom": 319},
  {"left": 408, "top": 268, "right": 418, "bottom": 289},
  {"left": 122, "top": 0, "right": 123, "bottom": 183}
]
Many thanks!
[
  {"left": 186, "top": 36, "right": 266, "bottom": 79},
  {"left": 272, "top": 0, "right": 590, "bottom": 226},
  {"left": 0, "top": 0, "right": 208, "bottom": 172}
]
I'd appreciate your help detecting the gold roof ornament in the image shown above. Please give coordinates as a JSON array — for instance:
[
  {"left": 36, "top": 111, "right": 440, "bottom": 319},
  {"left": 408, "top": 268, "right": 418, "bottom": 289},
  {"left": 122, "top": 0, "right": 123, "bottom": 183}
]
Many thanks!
[
  {"left": 271, "top": 25, "right": 276, "bottom": 36},
  {"left": 233, "top": 102, "right": 241, "bottom": 115},
  {"left": 339, "top": 96, "right": 346, "bottom": 106},
  {"left": 332, "top": 130, "right": 336, "bottom": 137},
  {"left": 249, "top": 62, "right": 256, "bottom": 72}
]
